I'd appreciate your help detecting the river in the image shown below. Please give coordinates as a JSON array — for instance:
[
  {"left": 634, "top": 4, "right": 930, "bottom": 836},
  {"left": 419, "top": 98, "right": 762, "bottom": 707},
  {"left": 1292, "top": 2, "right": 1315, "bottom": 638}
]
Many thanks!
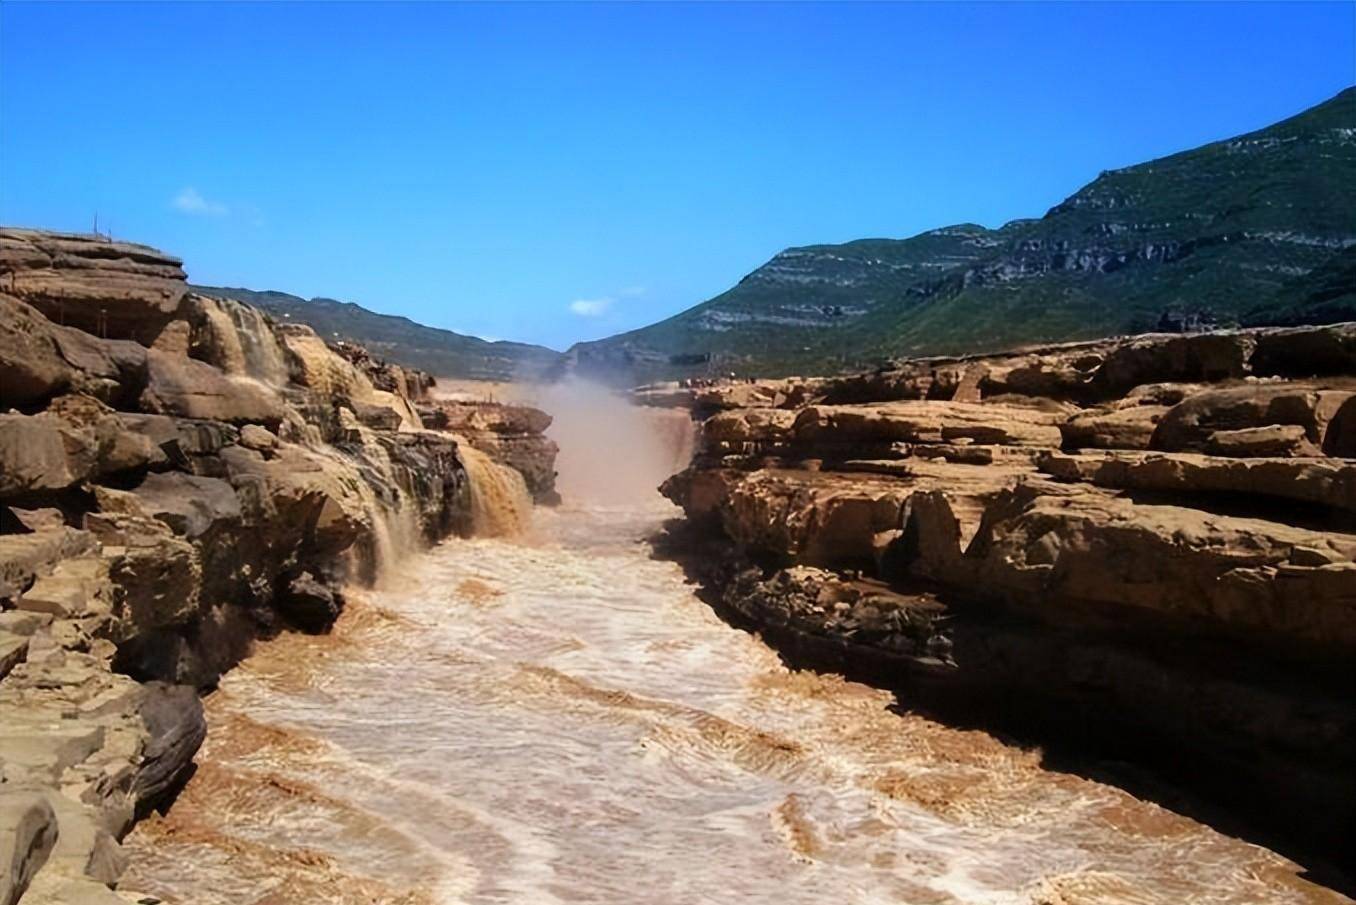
[{"left": 118, "top": 488, "right": 1337, "bottom": 905}]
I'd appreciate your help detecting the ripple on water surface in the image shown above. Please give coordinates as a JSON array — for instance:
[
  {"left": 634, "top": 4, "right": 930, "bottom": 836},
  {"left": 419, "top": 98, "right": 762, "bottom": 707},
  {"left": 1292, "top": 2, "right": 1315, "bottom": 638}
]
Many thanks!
[{"left": 121, "top": 503, "right": 1346, "bottom": 905}]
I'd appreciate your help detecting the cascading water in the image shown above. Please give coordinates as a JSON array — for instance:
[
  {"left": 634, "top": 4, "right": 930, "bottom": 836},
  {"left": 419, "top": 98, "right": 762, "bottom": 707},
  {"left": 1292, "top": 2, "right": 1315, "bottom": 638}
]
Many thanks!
[
  {"left": 118, "top": 390, "right": 1336, "bottom": 905},
  {"left": 456, "top": 442, "right": 534, "bottom": 537}
]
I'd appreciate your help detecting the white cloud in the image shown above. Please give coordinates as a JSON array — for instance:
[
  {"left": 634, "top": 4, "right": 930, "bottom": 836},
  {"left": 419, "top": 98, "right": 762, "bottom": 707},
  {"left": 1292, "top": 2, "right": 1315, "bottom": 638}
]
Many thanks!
[
  {"left": 171, "top": 187, "right": 228, "bottom": 216},
  {"left": 569, "top": 297, "right": 613, "bottom": 317}
]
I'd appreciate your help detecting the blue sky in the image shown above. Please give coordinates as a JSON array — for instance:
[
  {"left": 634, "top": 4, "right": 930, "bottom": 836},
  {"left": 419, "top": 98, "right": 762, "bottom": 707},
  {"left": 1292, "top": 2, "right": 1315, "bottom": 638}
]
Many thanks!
[{"left": 2, "top": 2, "right": 1352, "bottom": 350}]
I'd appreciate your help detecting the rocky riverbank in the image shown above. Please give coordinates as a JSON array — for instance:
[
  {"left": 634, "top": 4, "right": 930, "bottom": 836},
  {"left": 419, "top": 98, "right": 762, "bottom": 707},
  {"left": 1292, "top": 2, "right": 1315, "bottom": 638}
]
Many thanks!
[
  {"left": 0, "top": 228, "right": 556, "bottom": 904},
  {"left": 649, "top": 324, "right": 1356, "bottom": 886}
]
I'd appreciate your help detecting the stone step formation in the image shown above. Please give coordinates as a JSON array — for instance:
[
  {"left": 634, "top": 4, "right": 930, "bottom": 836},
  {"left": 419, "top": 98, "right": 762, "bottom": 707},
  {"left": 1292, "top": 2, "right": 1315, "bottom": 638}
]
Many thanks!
[
  {"left": 648, "top": 321, "right": 1356, "bottom": 882},
  {"left": 0, "top": 227, "right": 558, "bottom": 904}
]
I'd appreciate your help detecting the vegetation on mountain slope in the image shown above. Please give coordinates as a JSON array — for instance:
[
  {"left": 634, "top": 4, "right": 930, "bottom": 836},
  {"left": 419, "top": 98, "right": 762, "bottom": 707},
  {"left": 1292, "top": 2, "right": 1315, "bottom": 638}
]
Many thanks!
[{"left": 569, "top": 87, "right": 1356, "bottom": 383}]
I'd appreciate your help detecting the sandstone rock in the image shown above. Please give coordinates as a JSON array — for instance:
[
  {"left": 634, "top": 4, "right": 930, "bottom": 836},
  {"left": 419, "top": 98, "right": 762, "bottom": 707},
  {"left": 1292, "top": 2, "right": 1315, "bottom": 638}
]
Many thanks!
[
  {"left": 130, "top": 472, "right": 242, "bottom": 541},
  {"left": 1059, "top": 405, "right": 1168, "bottom": 450},
  {"left": 1205, "top": 424, "right": 1311, "bottom": 457},
  {"left": 130, "top": 682, "right": 206, "bottom": 812},
  {"left": 1090, "top": 331, "right": 1255, "bottom": 396},
  {"left": 0, "top": 527, "right": 96, "bottom": 603},
  {"left": 0, "top": 411, "right": 93, "bottom": 499},
  {"left": 5, "top": 508, "right": 65, "bottom": 532},
  {"left": 0, "top": 228, "right": 187, "bottom": 345},
  {"left": 420, "top": 401, "right": 558, "bottom": 502},
  {"left": 277, "top": 571, "right": 342, "bottom": 633},
  {"left": 1151, "top": 383, "right": 1354, "bottom": 456},
  {"left": 0, "top": 632, "right": 29, "bottom": 680},
  {"left": 956, "top": 483, "right": 1356, "bottom": 655},
  {"left": 237, "top": 423, "right": 278, "bottom": 452},
  {"left": 0, "top": 401, "right": 169, "bottom": 502},
  {"left": 354, "top": 401, "right": 405, "bottom": 431},
  {"left": 116, "top": 414, "right": 237, "bottom": 466},
  {"left": 423, "top": 400, "right": 553, "bottom": 435},
  {"left": 47, "top": 327, "right": 149, "bottom": 410},
  {"left": 138, "top": 349, "right": 286, "bottom": 427},
  {"left": 1250, "top": 321, "right": 1356, "bottom": 378},
  {"left": 0, "top": 611, "right": 53, "bottom": 637},
  {"left": 1039, "top": 450, "right": 1356, "bottom": 513},
  {"left": 702, "top": 408, "right": 799, "bottom": 446},
  {"left": 795, "top": 401, "right": 1064, "bottom": 449},
  {"left": 0, "top": 294, "right": 75, "bottom": 407},
  {"left": 0, "top": 792, "right": 57, "bottom": 905},
  {"left": 82, "top": 512, "right": 201, "bottom": 637}
]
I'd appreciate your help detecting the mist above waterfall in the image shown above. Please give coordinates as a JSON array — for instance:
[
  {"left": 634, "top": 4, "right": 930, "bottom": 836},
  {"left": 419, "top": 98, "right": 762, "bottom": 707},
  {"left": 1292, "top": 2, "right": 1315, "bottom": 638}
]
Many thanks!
[{"left": 536, "top": 378, "right": 695, "bottom": 507}]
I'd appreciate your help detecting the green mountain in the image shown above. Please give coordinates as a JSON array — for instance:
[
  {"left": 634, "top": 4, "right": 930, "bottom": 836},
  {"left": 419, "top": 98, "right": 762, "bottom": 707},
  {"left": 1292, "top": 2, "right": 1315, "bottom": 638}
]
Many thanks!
[
  {"left": 192, "top": 286, "right": 561, "bottom": 381},
  {"left": 1244, "top": 245, "right": 1356, "bottom": 327},
  {"left": 570, "top": 87, "right": 1356, "bottom": 383}
]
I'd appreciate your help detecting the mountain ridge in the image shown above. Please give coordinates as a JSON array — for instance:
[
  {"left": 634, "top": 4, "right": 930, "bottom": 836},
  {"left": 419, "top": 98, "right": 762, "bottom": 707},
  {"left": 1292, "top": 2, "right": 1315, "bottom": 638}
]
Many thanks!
[{"left": 568, "top": 86, "right": 1356, "bottom": 383}]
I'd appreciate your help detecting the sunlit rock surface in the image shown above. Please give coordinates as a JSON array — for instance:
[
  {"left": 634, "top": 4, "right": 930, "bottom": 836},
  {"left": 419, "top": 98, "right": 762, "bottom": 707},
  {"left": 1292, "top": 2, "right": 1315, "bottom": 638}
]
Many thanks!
[
  {"left": 656, "top": 323, "right": 1356, "bottom": 887},
  {"left": 0, "top": 228, "right": 555, "bottom": 902}
]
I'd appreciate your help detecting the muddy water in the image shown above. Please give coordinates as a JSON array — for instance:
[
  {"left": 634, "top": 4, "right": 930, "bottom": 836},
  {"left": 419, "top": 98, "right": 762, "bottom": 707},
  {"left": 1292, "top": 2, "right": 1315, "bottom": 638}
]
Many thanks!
[{"left": 122, "top": 499, "right": 1340, "bottom": 905}]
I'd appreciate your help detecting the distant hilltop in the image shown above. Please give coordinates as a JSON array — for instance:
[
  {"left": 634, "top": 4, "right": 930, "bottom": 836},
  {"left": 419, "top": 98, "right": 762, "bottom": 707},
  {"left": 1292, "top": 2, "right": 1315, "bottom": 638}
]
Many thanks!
[{"left": 568, "top": 86, "right": 1356, "bottom": 385}]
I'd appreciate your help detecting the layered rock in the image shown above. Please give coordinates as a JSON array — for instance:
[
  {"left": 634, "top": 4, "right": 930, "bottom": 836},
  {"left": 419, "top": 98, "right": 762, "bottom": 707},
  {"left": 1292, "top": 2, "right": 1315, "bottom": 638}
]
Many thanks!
[
  {"left": 656, "top": 321, "right": 1356, "bottom": 879},
  {"left": 0, "top": 227, "right": 556, "bottom": 903},
  {"left": 419, "top": 400, "right": 560, "bottom": 503}
]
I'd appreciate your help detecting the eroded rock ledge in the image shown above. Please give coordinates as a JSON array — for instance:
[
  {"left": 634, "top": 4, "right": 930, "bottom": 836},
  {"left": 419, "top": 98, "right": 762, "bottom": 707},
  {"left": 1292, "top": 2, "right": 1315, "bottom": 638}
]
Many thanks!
[
  {"left": 0, "top": 227, "right": 556, "bottom": 903},
  {"left": 650, "top": 323, "right": 1356, "bottom": 882}
]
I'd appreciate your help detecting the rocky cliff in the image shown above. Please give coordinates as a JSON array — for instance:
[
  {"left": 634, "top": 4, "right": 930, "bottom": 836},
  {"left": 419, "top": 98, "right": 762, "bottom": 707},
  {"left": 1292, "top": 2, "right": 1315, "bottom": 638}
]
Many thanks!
[
  {"left": 0, "top": 228, "right": 556, "bottom": 904},
  {"left": 653, "top": 322, "right": 1356, "bottom": 881}
]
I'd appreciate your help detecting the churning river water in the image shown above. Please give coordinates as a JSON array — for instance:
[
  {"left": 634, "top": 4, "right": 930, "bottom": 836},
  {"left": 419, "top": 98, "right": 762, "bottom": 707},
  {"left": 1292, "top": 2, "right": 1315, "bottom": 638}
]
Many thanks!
[{"left": 120, "top": 494, "right": 1342, "bottom": 905}]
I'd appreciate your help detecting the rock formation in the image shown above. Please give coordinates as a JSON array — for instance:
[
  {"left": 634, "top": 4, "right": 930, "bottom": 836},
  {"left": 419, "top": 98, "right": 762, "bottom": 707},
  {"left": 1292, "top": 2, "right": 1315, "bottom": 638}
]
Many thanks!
[
  {"left": 0, "top": 227, "right": 555, "bottom": 903},
  {"left": 653, "top": 322, "right": 1356, "bottom": 879},
  {"left": 418, "top": 399, "right": 560, "bottom": 504}
]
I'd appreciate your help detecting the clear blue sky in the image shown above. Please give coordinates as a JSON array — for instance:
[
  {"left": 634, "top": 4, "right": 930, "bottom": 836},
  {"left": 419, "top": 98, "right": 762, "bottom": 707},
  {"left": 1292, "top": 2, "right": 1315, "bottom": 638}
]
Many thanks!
[{"left": 2, "top": 2, "right": 1352, "bottom": 350}]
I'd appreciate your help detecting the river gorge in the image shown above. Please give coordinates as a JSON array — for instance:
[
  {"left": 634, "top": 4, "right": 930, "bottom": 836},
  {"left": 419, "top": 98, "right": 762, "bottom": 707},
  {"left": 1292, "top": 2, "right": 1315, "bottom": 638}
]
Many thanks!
[
  {"left": 118, "top": 498, "right": 1339, "bottom": 905},
  {"left": 2, "top": 228, "right": 1354, "bottom": 904}
]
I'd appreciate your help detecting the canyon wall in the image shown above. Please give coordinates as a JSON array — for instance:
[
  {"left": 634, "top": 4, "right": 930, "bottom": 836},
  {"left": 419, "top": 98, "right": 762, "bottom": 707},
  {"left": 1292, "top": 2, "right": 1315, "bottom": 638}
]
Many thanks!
[
  {"left": 652, "top": 323, "right": 1356, "bottom": 877},
  {"left": 0, "top": 228, "right": 555, "bottom": 904}
]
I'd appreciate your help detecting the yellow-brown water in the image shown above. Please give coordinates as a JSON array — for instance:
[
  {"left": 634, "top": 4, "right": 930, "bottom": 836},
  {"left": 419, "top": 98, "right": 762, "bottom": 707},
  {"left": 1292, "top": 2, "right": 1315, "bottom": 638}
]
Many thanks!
[{"left": 120, "top": 498, "right": 1341, "bottom": 905}]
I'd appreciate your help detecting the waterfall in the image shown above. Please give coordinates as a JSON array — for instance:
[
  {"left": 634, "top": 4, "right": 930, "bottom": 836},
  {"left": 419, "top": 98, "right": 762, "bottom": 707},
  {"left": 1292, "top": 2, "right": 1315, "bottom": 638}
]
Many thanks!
[
  {"left": 198, "top": 295, "right": 291, "bottom": 386},
  {"left": 457, "top": 444, "right": 533, "bottom": 537}
]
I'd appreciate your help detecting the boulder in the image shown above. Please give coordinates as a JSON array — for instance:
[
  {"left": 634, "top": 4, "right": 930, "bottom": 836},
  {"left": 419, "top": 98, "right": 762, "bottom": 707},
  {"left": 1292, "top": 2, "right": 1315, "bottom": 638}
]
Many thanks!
[
  {"left": 130, "top": 682, "right": 207, "bottom": 812},
  {"left": 138, "top": 349, "right": 286, "bottom": 427},
  {"left": 277, "top": 571, "right": 342, "bottom": 633},
  {"left": 0, "top": 401, "right": 169, "bottom": 502},
  {"left": 0, "top": 792, "right": 57, "bottom": 905},
  {"left": 130, "top": 472, "right": 242, "bottom": 541},
  {"left": 0, "top": 412, "right": 93, "bottom": 499},
  {"left": 1060, "top": 404, "right": 1169, "bottom": 450},
  {"left": 1151, "top": 383, "right": 1355, "bottom": 456},
  {"left": 82, "top": 511, "right": 201, "bottom": 637},
  {"left": 0, "top": 527, "right": 96, "bottom": 603},
  {"left": 0, "top": 294, "right": 75, "bottom": 407}
]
